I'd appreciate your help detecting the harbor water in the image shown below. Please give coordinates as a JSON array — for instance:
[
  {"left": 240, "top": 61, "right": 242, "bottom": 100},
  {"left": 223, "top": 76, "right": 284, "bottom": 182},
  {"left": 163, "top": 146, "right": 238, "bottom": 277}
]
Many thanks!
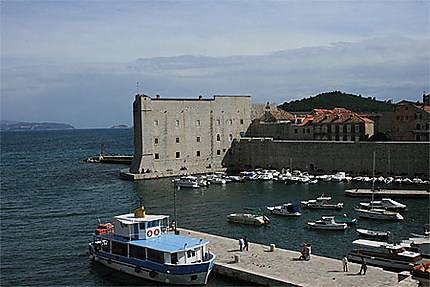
[{"left": 1, "top": 129, "right": 429, "bottom": 286}]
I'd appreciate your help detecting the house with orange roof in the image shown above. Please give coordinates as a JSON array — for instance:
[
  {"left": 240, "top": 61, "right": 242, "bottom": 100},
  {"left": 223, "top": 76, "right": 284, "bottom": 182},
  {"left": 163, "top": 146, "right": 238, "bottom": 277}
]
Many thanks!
[{"left": 391, "top": 94, "right": 430, "bottom": 141}]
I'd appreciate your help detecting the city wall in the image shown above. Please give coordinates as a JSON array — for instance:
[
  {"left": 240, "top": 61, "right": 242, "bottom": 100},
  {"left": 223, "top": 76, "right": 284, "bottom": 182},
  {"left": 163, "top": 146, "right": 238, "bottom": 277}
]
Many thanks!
[{"left": 224, "top": 139, "right": 430, "bottom": 178}]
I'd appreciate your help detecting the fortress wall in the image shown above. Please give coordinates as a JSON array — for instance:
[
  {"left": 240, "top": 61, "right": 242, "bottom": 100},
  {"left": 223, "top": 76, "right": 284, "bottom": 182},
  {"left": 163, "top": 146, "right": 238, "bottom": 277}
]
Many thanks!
[{"left": 225, "top": 139, "right": 430, "bottom": 178}]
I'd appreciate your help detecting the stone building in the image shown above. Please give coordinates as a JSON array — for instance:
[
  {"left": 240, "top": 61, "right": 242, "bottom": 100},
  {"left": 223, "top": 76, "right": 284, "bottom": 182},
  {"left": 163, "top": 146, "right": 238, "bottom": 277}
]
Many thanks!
[
  {"left": 391, "top": 95, "right": 430, "bottom": 141},
  {"left": 126, "top": 94, "right": 252, "bottom": 179}
]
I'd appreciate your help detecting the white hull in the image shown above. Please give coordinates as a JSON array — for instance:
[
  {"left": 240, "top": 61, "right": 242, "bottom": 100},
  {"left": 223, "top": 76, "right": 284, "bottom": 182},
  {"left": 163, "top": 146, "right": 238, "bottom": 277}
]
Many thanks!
[
  {"left": 269, "top": 209, "right": 301, "bottom": 216},
  {"left": 307, "top": 222, "right": 347, "bottom": 230},
  {"left": 347, "top": 252, "right": 417, "bottom": 271},
  {"left": 355, "top": 208, "right": 404, "bottom": 220},
  {"left": 91, "top": 252, "right": 213, "bottom": 285}
]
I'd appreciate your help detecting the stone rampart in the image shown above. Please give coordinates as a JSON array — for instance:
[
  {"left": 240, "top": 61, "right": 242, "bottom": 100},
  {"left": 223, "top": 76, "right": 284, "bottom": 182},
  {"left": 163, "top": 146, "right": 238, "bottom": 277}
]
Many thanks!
[{"left": 224, "top": 139, "right": 430, "bottom": 178}]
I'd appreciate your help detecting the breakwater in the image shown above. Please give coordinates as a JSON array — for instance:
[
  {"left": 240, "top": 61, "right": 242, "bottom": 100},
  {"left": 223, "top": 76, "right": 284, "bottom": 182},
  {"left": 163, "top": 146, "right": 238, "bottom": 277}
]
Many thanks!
[{"left": 225, "top": 139, "right": 430, "bottom": 178}]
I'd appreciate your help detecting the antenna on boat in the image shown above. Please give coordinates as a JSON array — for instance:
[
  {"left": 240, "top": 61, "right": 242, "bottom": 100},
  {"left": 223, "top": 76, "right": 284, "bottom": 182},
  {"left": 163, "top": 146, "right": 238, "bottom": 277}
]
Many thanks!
[
  {"left": 371, "top": 151, "right": 376, "bottom": 209},
  {"left": 173, "top": 185, "right": 178, "bottom": 234}
]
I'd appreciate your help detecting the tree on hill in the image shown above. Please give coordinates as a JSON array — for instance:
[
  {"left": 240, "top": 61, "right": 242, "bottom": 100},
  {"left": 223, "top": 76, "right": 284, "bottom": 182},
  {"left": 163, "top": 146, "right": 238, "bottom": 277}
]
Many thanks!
[{"left": 278, "top": 91, "right": 392, "bottom": 113}]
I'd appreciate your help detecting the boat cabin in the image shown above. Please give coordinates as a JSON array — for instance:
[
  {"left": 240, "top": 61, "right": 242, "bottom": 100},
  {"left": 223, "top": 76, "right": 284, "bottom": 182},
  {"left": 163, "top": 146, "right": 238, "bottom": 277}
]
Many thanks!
[{"left": 93, "top": 207, "right": 210, "bottom": 266}]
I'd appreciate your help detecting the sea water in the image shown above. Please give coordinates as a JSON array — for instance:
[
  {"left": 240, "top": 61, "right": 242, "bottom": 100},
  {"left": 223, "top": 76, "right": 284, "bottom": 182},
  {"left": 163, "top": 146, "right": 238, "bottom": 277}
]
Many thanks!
[{"left": 1, "top": 129, "right": 428, "bottom": 286}]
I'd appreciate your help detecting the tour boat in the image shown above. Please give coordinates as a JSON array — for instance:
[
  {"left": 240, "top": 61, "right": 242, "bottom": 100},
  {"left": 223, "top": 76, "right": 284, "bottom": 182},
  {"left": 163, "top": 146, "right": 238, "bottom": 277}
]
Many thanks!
[
  {"left": 307, "top": 216, "right": 348, "bottom": 230},
  {"left": 354, "top": 207, "right": 404, "bottom": 220},
  {"left": 347, "top": 239, "right": 423, "bottom": 271},
  {"left": 173, "top": 176, "right": 200, "bottom": 188},
  {"left": 266, "top": 203, "right": 301, "bottom": 217},
  {"left": 356, "top": 228, "right": 391, "bottom": 239},
  {"left": 301, "top": 195, "right": 343, "bottom": 209},
  {"left": 227, "top": 213, "right": 270, "bottom": 226},
  {"left": 88, "top": 207, "right": 215, "bottom": 285},
  {"left": 359, "top": 198, "right": 407, "bottom": 211}
]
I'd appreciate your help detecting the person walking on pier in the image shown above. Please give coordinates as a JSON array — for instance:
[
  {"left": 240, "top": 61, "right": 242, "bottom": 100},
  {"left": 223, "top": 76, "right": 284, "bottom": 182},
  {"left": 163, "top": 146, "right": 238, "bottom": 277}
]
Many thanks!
[
  {"left": 244, "top": 236, "right": 249, "bottom": 251},
  {"left": 239, "top": 237, "right": 244, "bottom": 252},
  {"left": 342, "top": 255, "right": 348, "bottom": 272},
  {"left": 358, "top": 257, "right": 367, "bottom": 275}
]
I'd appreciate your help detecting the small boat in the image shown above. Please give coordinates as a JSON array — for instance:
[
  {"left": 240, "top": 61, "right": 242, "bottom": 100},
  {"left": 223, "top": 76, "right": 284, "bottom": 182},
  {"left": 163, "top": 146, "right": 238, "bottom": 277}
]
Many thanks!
[
  {"left": 88, "top": 207, "right": 215, "bottom": 285},
  {"left": 334, "top": 216, "right": 357, "bottom": 225},
  {"left": 411, "top": 261, "right": 430, "bottom": 287},
  {"left": 307, "top": 216, "right": 348, "bottom": 230},
  {"left": 301, "top": 195, "right": 343, "bottom": 209},
  {"left": 266, "top": 203, "right": 301, "bottom": 217},
  {"left": 359, "top": 198, "right": 407, "bottom": 211},
  {"left": 347, "top": 239, "right": 422, "bottom": 271},
  {"left": 227, "top": 213, "right": 270, "bottom": 226},
  {"left": 356, "top": 228, "right": 391, "bottom": 238},
  {"left": 173, "top": 176, "right": 200, "bottom": 188},
  {"left": 355, "top": 208, "right": 404, "bottom": 220}
]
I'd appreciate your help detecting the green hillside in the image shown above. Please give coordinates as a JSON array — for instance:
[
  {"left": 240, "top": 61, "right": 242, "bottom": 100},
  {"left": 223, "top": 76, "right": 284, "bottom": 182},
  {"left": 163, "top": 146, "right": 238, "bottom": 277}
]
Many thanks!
[{"left": 278, "top": 91, "right": 392, "bottom": 113}]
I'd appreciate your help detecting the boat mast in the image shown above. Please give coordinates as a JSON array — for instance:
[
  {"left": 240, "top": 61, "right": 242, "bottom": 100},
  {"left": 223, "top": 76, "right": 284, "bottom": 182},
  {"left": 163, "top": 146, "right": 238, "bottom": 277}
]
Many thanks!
[{"left": 371, "top": 151, "right": 375, "bottom": 209}]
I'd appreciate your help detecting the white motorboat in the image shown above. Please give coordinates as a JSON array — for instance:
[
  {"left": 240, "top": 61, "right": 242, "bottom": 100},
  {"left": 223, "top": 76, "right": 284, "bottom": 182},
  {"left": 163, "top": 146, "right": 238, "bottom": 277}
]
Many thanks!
[
  {"left": 266, "top": 203, "right": 301, "bottom": 217},
  {"left": 347, "top": 239, "right": 422, "bottom": 271},
  {"left": 88, "top": 207, "right": 215, "bottom": 285},
  {"left": 356, "top": 228, "right": 391, "bottom": 239},
  {"left": 173, "top": 176, "right": 199, "bottom": 188},
  {"left": 301, "top": 195, "right": 343, "bottom": 209},
  {"left": 307, "top": 216, "right": 348, "bottom": 230},
  {"left": 359, "top": 198, "right": 407, "bottom": 211},
  {"left": 227, "top": 213, "right": 270, "bottom": 226},
  {"left": 355, "top": 207, "right": 404, "bottom": 220}
]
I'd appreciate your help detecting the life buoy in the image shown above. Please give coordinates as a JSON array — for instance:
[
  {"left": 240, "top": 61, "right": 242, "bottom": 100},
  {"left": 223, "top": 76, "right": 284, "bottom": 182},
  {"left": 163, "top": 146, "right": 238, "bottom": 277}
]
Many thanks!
[
  {"left": 154, "top": 228, "right": 160, "bottom": 236},
  {"left": 147, "top": 230, "right": 153, "bottom": 237}
]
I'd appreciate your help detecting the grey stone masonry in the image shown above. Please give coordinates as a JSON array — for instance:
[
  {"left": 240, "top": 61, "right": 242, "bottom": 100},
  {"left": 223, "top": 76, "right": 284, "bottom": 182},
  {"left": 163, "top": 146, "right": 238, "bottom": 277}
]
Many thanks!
[{"left": 129, "top": 94, "right": 252, "bottom": 178}]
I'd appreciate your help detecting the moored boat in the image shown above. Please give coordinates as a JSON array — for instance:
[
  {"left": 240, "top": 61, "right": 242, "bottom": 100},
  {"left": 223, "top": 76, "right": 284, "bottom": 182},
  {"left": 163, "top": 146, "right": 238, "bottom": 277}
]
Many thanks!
[
  {"left": 359, "top": 198, "right": 407, "bottom": 211},
  {"left": 354, "top": 207, "right": 404, "bottom": 220},
  {"left": 347, "top": 239, "right": 423, "bottom": 271},
  {"left": 173, "top": 176, "right": 200, "bottom": 188},
  {"left": 356, "top": 228, "right": 390, "bottom": 239},
  {"left": 266, "top": 203, "right": 301, "bottom": 217},
  {"left": 301, "top": 195, "right": 343, "bottom": 210},
  {"left": 307, "top": 216, "right": 348, "bottom": 230},
  {"left": 88, "top": 207, "right": 215, "bottom": 285},
  {"left": 227, "top": 213, "right": 270, "bottom": 226}
]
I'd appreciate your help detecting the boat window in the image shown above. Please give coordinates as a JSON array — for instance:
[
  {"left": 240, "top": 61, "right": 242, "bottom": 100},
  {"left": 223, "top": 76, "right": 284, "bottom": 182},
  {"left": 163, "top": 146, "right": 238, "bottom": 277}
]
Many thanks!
[
  {"left": 148, "top": 220, "right": 160, "bottom": 228},
  {"left": 140, "top": 223, "right": 145, "bottom": 229},
  {"left": 147, "top": 249, "right": 164, "bottom": 263},
  {"left": 130, "top": 245, "right": 146, "bottom": 260},
  {"left": 101, "top": 240, "right": 110, "bottom": 252},
  {"left": 187, "top": 249, "right": 196, "bottom": 258},
  {"left": 112, "top": 241, "right": 127, "bottom": 257},
  {"left": 171, "top": 253, "right": 178, "bottom": 264}
]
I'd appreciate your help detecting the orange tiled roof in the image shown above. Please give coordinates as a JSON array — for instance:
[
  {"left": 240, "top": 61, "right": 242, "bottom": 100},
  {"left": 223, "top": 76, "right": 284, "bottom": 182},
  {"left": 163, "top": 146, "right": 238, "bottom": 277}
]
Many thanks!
[{"left": 294, "top": 108, "right": 373, "bottom": 125}]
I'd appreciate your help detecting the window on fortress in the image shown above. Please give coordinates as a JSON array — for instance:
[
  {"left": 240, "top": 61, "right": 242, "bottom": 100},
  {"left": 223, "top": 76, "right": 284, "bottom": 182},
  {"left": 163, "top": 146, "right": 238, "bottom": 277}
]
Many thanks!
[
  {"left": 294, "top": 129, "right": 298, "bottom": 134},
  {"left": 196, "top": 151, "right": 200, "bottom": 157},
  {"left": 216, "top": 134, "right": 220, "bottom": 141},
  {"left": 154, "top": 153, "right": 159, "bottom": 160},
  {"left": 175, "top": 120, "right": 180, "bottom": 127},
  {"left": 176, "top": 152, "right": 180, "bottom": 159},
  {"left": 240, "top": 119, "right": 244, "bottom": 124},
  {"left": 154, "top": 120, "right": 159, "bottom": 127},
  {"left": 196, "top": 120, "right": 200, "bottom": 126},
  {"left": 176, "top": 137, "right": 180, "bottom": 143},
  {"left": 229, "top": 119, "right": 233, "bottom": 125},
  {"left": 416, "top": 123, "right": 421, "bottom": 130},
  {"left": 216, "top": 150, "right": 221, "bottom": 156},
  {"left": 229, "top": 134, "right": 233, "bottom": 141},
  {"left": 216, "top": 119, "right": 220, "bottom": 125},
  {"left": 154, "top": 138, "right": 159, "bottom": 145},
  {"left": 196, "top": 137, "right": 201, "bottom": 142}
]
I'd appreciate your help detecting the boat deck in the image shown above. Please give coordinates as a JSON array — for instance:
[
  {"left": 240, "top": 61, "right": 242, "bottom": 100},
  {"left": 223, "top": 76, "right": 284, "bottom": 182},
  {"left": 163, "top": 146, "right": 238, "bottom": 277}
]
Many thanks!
[{"left": 178, "top": 228, "right": 418, "bottom": 286}]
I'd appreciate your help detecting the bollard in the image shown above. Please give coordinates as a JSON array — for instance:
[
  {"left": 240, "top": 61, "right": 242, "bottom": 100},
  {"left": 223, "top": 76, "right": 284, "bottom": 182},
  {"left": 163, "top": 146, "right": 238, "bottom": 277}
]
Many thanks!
[
  {"left": 234, "top": 254, "right": 240, "bottom": 263},
  {"left": 270, "top": 244, "right": 275, "bottom": 252}
]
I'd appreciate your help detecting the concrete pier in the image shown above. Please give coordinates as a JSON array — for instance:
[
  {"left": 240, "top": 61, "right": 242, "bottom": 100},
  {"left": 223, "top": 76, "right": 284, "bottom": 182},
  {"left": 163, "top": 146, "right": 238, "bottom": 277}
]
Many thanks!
[
  {"left": 179, "top": 228, "right": 418, "bottom": 286},
  {"left": 345, "top": 188, "right": 430, "bottom": 198}
]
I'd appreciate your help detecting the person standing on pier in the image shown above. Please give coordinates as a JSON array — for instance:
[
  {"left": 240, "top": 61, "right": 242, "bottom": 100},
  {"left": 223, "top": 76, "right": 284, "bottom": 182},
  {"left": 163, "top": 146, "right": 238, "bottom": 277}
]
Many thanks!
[
  {"left": 239, "top": 237, "right": 244, "bottom": 252},
  {"left": 358, "top": 257, "right": 367, "bottom": 275},
  {"left": 342, "top": 255, "right": 348, "bottom": 272},
  {"left": 244, "top": 236, "right": 249, "bottom": 251}
]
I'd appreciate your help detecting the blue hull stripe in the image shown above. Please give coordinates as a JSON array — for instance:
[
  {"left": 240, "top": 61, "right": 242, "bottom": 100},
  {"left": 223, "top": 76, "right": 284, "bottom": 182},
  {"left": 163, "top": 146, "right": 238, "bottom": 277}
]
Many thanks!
[{"left": 95, "top": 251, "right": 213, "bottom": 275}]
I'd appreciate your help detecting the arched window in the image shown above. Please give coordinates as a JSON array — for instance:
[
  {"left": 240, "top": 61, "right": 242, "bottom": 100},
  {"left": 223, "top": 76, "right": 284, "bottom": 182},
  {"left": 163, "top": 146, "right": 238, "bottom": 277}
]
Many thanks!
[{"left": 216, "top": 134, "right": 220, "bottom": 141}]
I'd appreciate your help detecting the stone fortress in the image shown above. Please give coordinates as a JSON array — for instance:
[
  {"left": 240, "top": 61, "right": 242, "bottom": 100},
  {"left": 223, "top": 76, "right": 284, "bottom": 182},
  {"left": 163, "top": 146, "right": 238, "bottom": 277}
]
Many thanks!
[{"left": 121, "top": 94, "right": 430, "bottom": 180}]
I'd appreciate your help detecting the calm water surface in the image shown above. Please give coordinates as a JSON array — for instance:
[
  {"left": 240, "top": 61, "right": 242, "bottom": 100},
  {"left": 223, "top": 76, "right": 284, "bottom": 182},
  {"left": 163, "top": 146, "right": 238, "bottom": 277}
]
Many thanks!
[{"left": 1, "top": 129, "right": 428, "bottom": 286}]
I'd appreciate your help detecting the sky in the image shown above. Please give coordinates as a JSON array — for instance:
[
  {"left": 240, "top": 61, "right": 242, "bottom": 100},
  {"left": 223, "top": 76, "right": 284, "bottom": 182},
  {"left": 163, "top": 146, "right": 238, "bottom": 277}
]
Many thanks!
[{"left": 1, "top": 0, "right": 429, "bottom": 128}]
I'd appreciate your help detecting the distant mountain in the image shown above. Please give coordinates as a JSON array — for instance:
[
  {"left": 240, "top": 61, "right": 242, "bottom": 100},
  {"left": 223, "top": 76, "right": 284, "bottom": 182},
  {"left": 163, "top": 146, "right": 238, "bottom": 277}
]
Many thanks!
[
  {"left": 0, "top": 120, "right": 75, "bottom": 131},
  {"left": 110, "top": 124, "right": 131, "bottom": 129},
  {"left": 278, "top": 91, "right": 393, "bottom": 113}
]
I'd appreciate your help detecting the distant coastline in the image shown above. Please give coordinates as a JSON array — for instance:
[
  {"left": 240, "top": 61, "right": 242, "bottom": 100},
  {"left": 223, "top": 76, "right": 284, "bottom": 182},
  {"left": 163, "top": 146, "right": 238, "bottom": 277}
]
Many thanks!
[
  {"left": 0, "top": 120, "right": 75, "bottom": 131},
  {"left": 110, "top": 124, "right": 131, "bottom": 129}
]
